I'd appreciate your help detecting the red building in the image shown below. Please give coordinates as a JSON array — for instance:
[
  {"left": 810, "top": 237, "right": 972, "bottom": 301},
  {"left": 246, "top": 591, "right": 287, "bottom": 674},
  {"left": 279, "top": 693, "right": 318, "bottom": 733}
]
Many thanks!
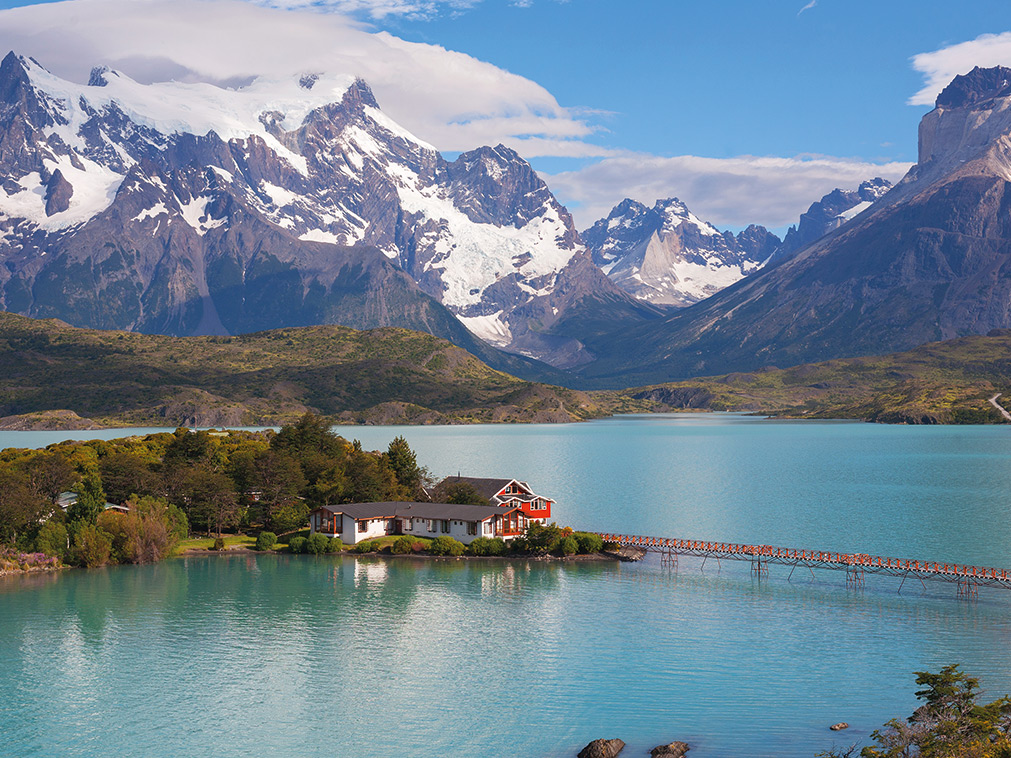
[{"left": 436, "top": 476, "right": 553, "bottom": 523}]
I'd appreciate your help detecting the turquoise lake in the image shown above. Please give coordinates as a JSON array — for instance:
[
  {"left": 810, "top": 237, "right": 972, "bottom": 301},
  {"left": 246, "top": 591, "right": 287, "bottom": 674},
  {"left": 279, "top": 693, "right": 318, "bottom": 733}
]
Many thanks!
[{"left": 3, "top": 414, "right": 1011, "bottom": 757}]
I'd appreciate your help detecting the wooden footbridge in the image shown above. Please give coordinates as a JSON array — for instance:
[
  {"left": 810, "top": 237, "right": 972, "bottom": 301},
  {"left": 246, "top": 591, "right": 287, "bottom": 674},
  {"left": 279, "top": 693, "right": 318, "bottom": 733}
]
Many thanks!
[{"left": 597, "top": 533, "right": 1011, "bottom": 598}]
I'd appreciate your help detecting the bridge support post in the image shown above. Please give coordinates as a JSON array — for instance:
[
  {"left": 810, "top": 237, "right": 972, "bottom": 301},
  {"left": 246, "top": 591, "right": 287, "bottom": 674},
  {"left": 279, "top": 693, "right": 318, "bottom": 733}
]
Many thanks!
[
  {"left": 846, "top": 567, "right": 865, "bottom": 587},
  {"left": 661, "top": 547, "right": 678, "bottom": 569},
  {"left": 751, "top": 557, "right": 768, "bottom": 578},
  {"left": 957, "top": 579, "right": 978, "bottom": 600}
]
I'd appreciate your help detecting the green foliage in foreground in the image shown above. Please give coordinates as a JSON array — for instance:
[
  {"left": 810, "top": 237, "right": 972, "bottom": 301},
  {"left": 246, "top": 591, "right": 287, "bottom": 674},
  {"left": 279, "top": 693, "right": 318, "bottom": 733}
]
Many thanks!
[{"left": 819, "top": 665, "right": 1011, "bottom": 758}]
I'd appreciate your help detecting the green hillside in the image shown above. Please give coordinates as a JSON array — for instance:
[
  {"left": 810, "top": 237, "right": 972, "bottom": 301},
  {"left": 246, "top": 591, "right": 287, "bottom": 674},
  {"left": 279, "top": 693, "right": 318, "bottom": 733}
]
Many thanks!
[
  {"left": 628, "top": 331, "right": 1011, "bottom": 424},
  {"left": 0, "top": 314, "right": 610, "bottom": 428}
]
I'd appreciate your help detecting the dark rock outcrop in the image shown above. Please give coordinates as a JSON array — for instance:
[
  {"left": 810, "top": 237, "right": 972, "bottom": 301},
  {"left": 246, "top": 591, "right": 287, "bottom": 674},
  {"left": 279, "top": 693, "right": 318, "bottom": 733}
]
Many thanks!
[
  {"left": 44, "top": 169, "right": 72, "bottom": 216},
  {"left": 651, "top": 742, "right": 690, "bottom": 757},
  {"left": 772, "top": 178, "right": 891, "bottom": 263},
  {"left": 577, "top": 738, "right": 625, "bottom": 758},
  {"left": 829, "top": 722, "right": 850, "bottom": 731}
]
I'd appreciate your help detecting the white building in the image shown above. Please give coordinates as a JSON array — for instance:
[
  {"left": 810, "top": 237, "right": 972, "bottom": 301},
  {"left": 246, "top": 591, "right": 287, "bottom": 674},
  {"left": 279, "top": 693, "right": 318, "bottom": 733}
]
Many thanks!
[{"left": 308, "top": 501, "right": 528, "bottom": 545}]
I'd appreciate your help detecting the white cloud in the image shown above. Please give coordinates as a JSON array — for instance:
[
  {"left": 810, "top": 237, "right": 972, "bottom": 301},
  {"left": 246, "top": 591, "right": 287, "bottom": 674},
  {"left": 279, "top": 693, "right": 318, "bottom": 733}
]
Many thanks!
[
  {"left": 797, "top": 1, "right": 816, "bottom": 16},
  {"left": 255, "top": 0, "right": 479, "bottom": 20},
  {"left": 544, "top": 153, "right": 912, "bottom": 230},
  {"left": 0, "top": 0, "right": 600, "bottom": 156},
  {"left": 910, "top": 31, "right": 1011, "bottom": 106}
]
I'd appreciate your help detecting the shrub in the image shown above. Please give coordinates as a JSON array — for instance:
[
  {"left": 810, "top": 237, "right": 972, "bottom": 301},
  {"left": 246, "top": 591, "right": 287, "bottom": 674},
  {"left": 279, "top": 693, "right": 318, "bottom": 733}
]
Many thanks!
[
  {"left": 35, "top": 520, "right": 69, "bottom": 561},
  {"left": 212, "top": 537, "right": 226, "bottom": 551},
  {"left": 353, "top": 540, "right": 376, "bottom": 554},
  {"left": 328, "top": 537, "right": 344, "bottom": 553},
  {"left": 602, "top": 540, "right": 620, "bottom": 551},
  {"left": 466, "top": 537, "right": 506, "bottom": 556},
  {"left": 306, "top": 533, "right": 330, "bottom": 555},
  {"left": 574, "top": 532, "right": 604, "bottom": 554},
  {"left": 523, "top": 522, "right": 573, "bottom": 553},
  {"left": 411, "top": 541, "right": 427, "bottom": 553},
  {"left": 559, "top": 536, "right": 578, "bottom": 556},
  {"left": 288, "top": 536, "right": 307, "bottom": 554},
  {"left": 72, "top": 524, "right": 113, "bottom": 567},
  {"left": 255, "top": 531, "right": 277, "bottom": 551},
  {"left": 391, "top": 536, "right": 414, "bottom": 555},
  {"left": 429, "top": 536, "right": 465, "bottom": 556}
]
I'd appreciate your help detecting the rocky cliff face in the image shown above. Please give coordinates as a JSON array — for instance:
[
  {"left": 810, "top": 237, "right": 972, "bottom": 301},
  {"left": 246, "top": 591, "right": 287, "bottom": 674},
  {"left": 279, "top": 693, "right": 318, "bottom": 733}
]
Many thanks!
[
  {"left": 773, "top": 178, "right": 891, "bottom": 262},
  {"left": 0, "top": 52, "right": 654, "bottom": 369},
  {"left": 571, "top": 66, "right": 1011, "bottom": 386},
  {"left": 581, "top": 198, "right": 779, "bottom": 306}
]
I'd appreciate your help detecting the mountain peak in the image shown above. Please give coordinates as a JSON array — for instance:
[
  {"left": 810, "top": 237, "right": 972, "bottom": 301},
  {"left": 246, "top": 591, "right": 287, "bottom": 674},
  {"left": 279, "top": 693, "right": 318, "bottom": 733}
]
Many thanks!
[{"left": 936, "top": 66, "right": 1011, "bottom": 109}]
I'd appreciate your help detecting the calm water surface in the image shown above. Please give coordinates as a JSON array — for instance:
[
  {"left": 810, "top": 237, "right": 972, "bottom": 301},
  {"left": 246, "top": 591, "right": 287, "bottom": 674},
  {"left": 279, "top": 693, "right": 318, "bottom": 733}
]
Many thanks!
[{"left": 2, "top": 414, "right": 1011, "bottom": 757}]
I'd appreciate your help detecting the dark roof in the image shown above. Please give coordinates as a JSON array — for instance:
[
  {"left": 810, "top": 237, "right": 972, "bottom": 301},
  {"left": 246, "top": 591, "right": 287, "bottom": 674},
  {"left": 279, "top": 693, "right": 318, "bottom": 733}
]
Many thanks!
[
  {"left": 438, "top": 476, "right": 516, "bottom": 500},
  {"left": 313, "top": 501, "right": 518, "bottom": 522}
]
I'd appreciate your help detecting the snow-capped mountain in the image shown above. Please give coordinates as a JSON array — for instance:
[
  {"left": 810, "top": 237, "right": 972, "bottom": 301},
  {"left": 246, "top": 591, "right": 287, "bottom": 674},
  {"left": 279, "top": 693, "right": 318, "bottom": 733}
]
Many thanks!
[
  {"left": 0, "top": 52, "right": 653, "bottom": 368},
  {"left": 772, "top": 178, "right": 892, "bottom": 263},
  {"left": 581, "top": 198, "right": 779, "bottom": 307}
]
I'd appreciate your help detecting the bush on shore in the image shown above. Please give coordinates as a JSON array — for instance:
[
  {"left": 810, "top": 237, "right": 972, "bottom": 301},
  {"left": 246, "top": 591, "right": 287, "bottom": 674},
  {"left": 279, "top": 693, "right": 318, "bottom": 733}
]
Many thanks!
[
  {"left": 391, "top": 536, "right": 414, "bottom": 555},
  {"left": 288, "top": 536, "right": 307, "bottom": 554},
  {"left": 353, "top": 540, "right": 377, "bottom": 554},
  {"left": 429, "top": 536, "right": 465, "bottom": 556},
  {"left": 306, "top": 533, "right": 330, "bottom": 554},
  {"left": 328, "top": 537, "right": 344, "bottom": 553},
  {"left": 255, "top": 532, "right": 277, "bottom": 551},
  {"left": 466, "top": 537, "right": 506, "bottom": 556}
]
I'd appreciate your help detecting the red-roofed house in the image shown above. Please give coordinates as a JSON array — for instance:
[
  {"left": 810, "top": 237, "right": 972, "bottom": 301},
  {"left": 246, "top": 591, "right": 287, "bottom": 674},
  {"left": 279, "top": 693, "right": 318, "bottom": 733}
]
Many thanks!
[{"left": 437, "top": 476, "right": 553, "bottom": 523}]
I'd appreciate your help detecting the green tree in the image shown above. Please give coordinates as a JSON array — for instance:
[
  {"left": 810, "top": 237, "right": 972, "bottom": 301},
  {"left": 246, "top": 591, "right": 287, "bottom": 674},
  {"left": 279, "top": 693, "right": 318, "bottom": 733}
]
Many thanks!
[
  {"left": 270, "top": 413, "right": 343, "bottom": 461},
  {"left": 34, "top": 520, "right": 69, "bottom": 560},
  {"left": 385, "top": 436, "right": 426, "bottom": 498},
  {"left": 163, "top": 428, "right": 214, "bottom": 467},
  {"left": 67, "top": 471, "right": 106, "bottom": 525},
  {"left": 100, "top": 452, "right": 160, "bottom": 503},
  {"left": 72, "top": 523, "right": 113, "bottom": 567},
  {"left": 438, "top": 481, "right": 489, "bottom": 506},
  {"left": 861, "top": 665, "right": 1011, "bottom": 758},
  {"left": 0, "top": 469, "right": 49, "bottom": 544},
  {"left": 23, "top": 452, "right": 75, "bottom": 502}
]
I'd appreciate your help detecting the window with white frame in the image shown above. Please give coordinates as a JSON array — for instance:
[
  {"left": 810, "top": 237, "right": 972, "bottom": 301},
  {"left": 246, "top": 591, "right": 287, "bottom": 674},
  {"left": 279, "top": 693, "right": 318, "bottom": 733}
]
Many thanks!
[
  {"left": 357, "top": 519, "right": 366, "bottom": 533},
  {"left": 484, "top": 521, "right": 493, "bottom": 534},
  {"left": 428, "top": 519, "right": 436, "bottom": 532},
  {"left": 441, "top": 520, "right": 450, "bottom": 533},
  {"left": 467, "top": 521, "right": 477, "bottom": 536}
]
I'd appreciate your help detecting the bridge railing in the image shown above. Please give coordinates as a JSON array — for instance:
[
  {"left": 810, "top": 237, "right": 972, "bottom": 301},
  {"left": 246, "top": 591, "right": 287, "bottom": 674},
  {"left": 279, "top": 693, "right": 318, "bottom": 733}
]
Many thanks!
[{"left": 596, "top": 533, "right": 1010, "bottom": 583}]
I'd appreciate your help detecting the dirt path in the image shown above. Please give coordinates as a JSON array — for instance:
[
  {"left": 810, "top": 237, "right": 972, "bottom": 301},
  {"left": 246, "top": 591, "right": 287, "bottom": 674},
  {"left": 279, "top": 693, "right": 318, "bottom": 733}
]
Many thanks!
[{"left": 989, "top": 393, "right": 1011, "bottom": 421}]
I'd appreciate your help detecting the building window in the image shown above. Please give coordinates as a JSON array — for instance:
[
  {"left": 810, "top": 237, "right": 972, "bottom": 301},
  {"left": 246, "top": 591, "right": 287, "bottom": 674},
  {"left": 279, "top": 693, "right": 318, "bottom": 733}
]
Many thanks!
[
  {"left": 467, "top": 522, "right": 477, "bottom": 536},
  {"left": 357, "top": 520, "right": 366, "bottom": 533},
  {"left": 428, "top": 519, "right": 436, "bottom": 532},
  {"left": 404, "top": 518, "right": 412, "bottom": 530},
  {"left": 484, "top": 521, "right": 493, "bottom": 534},
  {"left": 441, "top": 520, "right": 450, "bottom": 533}
]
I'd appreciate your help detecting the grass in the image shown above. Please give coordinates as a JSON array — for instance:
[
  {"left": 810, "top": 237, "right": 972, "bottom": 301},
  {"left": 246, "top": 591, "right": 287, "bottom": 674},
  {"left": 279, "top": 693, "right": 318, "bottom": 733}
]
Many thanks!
[{"left": 172, "top": 534, "right": 257, "bottom": 555}]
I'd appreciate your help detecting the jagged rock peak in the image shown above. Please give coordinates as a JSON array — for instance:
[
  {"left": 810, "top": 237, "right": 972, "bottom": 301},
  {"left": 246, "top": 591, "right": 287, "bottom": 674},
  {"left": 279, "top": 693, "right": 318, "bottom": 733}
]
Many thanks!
[
  {"left": 936, "top": 66, "right": 1011, "bottom": 109},
  {"left": 88, "top": 66, "right": 111, "bottom": 87}
]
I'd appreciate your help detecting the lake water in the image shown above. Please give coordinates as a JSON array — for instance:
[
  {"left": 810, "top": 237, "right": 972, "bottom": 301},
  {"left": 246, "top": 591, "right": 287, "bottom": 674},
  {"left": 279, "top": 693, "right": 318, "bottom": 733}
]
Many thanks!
[{"left": 3, "top": 414, "right": 1011, "bottom": 757}]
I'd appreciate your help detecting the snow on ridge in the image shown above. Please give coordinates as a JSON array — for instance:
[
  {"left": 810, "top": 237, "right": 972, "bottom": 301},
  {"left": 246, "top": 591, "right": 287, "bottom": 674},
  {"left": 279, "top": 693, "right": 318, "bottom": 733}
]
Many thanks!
[
  {"left": 0, "top": 153, "right": 123, "bottom": 230},
  {"left": 458, "top": 311, "right": 513, "bottom": 346},
  {"left": 394, "top": 171, "right": 577, "bottom": 309},
  {"left": 23, "top": 56, "right": 357, "bottom": 176}
]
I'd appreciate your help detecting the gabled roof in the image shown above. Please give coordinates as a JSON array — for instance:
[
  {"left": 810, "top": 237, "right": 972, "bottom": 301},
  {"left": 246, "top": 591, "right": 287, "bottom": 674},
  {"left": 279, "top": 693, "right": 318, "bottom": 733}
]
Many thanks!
[
  {"left": 313, "top": 501, "right": 519, "bottom": 522},
  {"left": 438, "top": 476, "right": 520, "bottom": 500}
]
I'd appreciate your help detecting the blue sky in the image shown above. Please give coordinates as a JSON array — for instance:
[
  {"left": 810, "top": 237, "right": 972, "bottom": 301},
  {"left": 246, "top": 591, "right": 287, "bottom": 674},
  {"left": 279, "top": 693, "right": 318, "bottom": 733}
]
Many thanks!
[{"left": 0, "top": 0, "right": 1009, "bottom": 231}]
